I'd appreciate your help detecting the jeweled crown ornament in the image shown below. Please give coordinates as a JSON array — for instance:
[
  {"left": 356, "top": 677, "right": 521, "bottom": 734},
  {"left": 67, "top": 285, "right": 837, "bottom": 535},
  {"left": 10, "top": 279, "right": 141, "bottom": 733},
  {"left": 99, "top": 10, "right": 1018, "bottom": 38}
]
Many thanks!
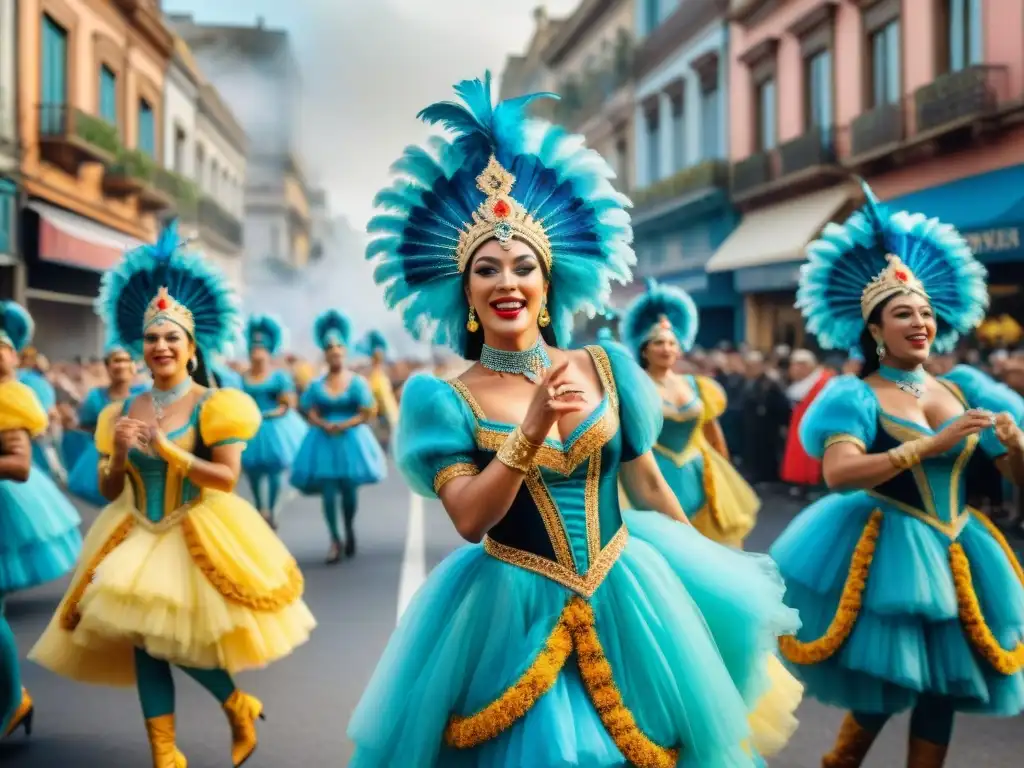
[
  {"left": 860, "top": 254, "right": 929, "bottom": 320},
  {"left": 645, "top": 314, "right": 674, "bottom": 341},
  {"left": 143, "top": 286, "right": 195, "bottom": 336},
  {"left": 455, "top": 156, "right": 552, "bottom": 273}
]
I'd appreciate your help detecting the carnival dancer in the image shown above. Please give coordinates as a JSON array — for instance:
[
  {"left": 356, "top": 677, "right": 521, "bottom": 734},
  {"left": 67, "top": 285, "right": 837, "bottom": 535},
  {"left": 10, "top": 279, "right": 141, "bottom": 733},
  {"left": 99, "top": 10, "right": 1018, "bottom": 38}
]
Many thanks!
[
  {"left": 360, "top": 329, "right": 399, "bottom": 450},
  {"left": 347, "top": 73, "right": 802, "bottom": 767},
  {"left": 240, "top": 314, "right": 306, "bottom": 528},
  {"left": 67, "top": 343, "right": 146, "bottom": 507},
  {"left": 770, "top": 182, "right": 1024, "bottom": 767},
  {"left": 30, "top": 220, "right": 315, "bottom": 768},
  {"left": 0, "top": 301, "right": 83, "bottom": 740},
  {"left": 779, "top": 349, "right": 833, "bottom": 498},
  {"left": 17, "top": 348, "right": 64, "bottom": 481},
  {"left": 621, "top": 278, "right": 759, "bottom": 548},
  {"left": 292, "top": 311, "right": 386, "bottom": 563},
  {"left": 210, "top": 354, "right": 243, "bottom": 389}
]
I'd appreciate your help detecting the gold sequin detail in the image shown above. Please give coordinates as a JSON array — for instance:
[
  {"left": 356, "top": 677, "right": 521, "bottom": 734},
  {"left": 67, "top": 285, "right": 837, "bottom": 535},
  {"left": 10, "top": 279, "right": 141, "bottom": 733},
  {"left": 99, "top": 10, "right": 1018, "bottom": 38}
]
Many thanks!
[
  {"left": 523, "top": 469, "right": 577, "bottom": 570},
  {"left": 496, "top": 427, "right": 542, "bottom": 474},
  {"left": 433, "top": 462, "right": 480, "bottom": 493},
  {"left": 824, "top": 433, "right": 866, "bottom": 452}
]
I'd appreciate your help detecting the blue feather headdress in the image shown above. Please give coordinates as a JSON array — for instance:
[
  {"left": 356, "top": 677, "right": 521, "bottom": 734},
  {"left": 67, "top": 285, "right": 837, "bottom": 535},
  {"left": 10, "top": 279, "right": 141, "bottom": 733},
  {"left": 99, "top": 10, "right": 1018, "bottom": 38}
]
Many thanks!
[
  {"left": 97, "top": 219, "right": 240, "bottom": 357},
  {"left": 0, "top": 301, "right": 34, "bottom": 353},
  {"left": 245, "top": 314, "right": 288, "bottom": 356},
  {"left": 366, "top": 72, "right": 634, "bottom": 354},
  {"left": 313, "top": 309, "right": 351, "bottom": 350},
  {"left": 102, "top": 340, "right": 132, "bottom": 360},
  {"left": 358, "top": 329, "right": 389, "bottom": 357},
  {"left": 798, "top": 180, "right": 987, "bottom": 353},
  {"left": 620, "top": 278, "right": 699, "bottom": 359}
]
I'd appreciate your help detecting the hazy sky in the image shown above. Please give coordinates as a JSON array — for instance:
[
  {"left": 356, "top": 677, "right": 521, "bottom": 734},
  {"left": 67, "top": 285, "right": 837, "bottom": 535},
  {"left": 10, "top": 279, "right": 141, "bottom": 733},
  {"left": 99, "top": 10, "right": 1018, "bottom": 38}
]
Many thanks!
[{"left": 164, "top": 0, "right": 581, "bottom": 229}]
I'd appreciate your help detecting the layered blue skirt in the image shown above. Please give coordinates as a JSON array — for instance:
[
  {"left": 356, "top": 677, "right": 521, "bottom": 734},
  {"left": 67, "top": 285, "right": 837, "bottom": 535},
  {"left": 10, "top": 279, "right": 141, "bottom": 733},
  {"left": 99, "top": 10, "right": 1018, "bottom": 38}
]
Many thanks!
[
  {"left": 349, "top": 511, "right": 801, "bottom": 767},
  {"left": 67, "top": 441, "right": 107, "bottom": 507},
  {"left": 0, "top": 471, "right": 82, "bottom": 593},
  {"left": 770, "top": 491, "right": 1024, "bottom": 715},
  {"left": 241, "top": 410, "right": 307, "bottom": 475},
  {"left": 290, "top": 423, "right": 386, "bottom": 493}
]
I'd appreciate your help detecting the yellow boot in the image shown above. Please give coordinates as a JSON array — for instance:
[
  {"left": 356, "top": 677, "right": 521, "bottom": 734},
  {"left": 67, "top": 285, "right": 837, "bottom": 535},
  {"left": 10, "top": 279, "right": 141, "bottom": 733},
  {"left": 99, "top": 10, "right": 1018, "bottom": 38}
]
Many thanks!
[
  {"left": 144, "top": 714, "right": 187, "bottom": 768},
  {"left": 907, "top": 737, "right": 948, "bottom": 768},
  {"left": 223, "top": 689, "right": 264, "bottom": 767},
  {"left": 822, "top": 713, "right": 880, "bottom": 767},
  {"left": 2, "top": 687, "right": 34, "bottom": 738}
]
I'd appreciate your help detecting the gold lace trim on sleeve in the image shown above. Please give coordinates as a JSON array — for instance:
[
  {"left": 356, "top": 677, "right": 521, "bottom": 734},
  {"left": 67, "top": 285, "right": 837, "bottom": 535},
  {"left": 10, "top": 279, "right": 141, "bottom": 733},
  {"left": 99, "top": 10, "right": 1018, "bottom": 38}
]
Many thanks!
[
  {"left": 779, "top": 509, "right": 882, "bottom": 664},
  {"left": 444, "top": 596, "right": 679, "bottom": 767},
  {"left": 433, "top": 462, "right": 479, "bottom": 493},
  {"left": 824, "top": 434, "right": 867, "bottom": 452}
]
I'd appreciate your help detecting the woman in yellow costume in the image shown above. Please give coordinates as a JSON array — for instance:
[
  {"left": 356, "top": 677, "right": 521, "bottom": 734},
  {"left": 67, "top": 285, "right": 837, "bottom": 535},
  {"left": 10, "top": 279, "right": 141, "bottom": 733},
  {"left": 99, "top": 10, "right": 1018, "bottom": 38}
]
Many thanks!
[
  {"left": 30, "top": 220, "right": 316, "bottom": 768},
  {"left": 620, "top": 279, "right": 758, "bottom": 547},
  {"left": 359, "top": 329, "right": 399, "bottom": 449}
]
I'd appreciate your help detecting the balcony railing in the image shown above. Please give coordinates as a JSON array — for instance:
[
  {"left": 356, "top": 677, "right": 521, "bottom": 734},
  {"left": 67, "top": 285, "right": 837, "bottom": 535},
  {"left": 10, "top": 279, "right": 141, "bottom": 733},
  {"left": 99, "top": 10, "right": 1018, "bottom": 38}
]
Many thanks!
[
  {"left": 199, "top": 195, "right": 243, "bottom": 247},
  {"left": 914, "top": 64, "right": 1008, "bottom": 134},
  {"left": 102, "top": 148, "right": 173, "bottom": 212},
  {"left": 850, "top": 101, "right": 905, "bottom": 157},
  {"left": 731, "top": 151, "right": 772, "bottom": 197},
  {"left": 38, "top": 105, "right": 117, "bottom": 173},
  {"left": 778, "top": 126, "right": 836, "bottom": 176},
  {"left": 632, "top": 159, "right": 728, "bottom": 210},
  {"left": 154, "top": 168, "right": 199, "bottom": 220}
]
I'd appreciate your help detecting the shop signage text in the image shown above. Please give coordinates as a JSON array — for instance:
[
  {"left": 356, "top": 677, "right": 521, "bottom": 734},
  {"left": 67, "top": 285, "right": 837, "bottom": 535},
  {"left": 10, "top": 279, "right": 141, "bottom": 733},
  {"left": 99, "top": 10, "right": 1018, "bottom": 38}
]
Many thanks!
[{"left": 964, "top": 227, "right": 1020, "bottom": 255}]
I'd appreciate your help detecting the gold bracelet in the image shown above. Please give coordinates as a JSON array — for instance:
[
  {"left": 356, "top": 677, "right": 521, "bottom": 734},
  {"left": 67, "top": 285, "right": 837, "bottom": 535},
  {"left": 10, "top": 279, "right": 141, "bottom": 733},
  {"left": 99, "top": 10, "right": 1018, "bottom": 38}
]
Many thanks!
[
  {"left": 496, "top": 427, "right": 542, "bottom": 474},
  {"left": 887, "top": 438, "right": 929, "bottom": 470},
  {"left": 153, "top": 433, "right": 197, "bottom": 476}
]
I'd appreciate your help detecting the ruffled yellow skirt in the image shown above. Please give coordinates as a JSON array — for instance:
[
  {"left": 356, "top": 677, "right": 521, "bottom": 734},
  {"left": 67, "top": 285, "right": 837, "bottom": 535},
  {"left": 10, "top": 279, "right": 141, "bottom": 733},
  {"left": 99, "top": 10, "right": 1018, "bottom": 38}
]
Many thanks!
[
  {"left": 685, "top": 446, "right": 760, "bottom": 548},
  {"left": 30, "top": 486, "right": 316, "bottom": 686},
  {"left": 748, "top": 654, "right": 803, "bottom": 756}
]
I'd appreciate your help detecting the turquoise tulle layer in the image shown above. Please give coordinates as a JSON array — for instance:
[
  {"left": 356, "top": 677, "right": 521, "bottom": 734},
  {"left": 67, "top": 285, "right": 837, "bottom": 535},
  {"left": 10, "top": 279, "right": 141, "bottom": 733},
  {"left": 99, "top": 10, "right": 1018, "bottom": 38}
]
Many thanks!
[
  {"left": 0, "top": 471, "right": 82, "bottom": 592},
  {"left": 67, "top": 441, "right": 107, "bottom": 507},
  {"left": 61, "top": 429, "right": 92, "bottom": 470},
  {"left": 349, "top": 511, "right": 799, "bottom": 768},
  {"left": 241, "top": 410, "right": 307, "bottom": 474},
  {"left": 770, "top": 491, "right": 1024, "bottom": 715},
  {"left": 290, "top": 423, "right": 386, "bottom": 493}
]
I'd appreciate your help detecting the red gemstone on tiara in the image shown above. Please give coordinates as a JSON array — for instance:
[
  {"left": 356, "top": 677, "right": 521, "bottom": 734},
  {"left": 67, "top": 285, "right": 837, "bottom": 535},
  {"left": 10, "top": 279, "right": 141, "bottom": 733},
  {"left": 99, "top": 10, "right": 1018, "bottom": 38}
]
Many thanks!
[
  {"left": 894, "top": 270, "right": 908, "bottom": 282},
  {"left": 492, "top": 200, "right": 510, "bottom": 218},
  {"left": 157, "top": 298, "right": 169, "bottom": 310}
]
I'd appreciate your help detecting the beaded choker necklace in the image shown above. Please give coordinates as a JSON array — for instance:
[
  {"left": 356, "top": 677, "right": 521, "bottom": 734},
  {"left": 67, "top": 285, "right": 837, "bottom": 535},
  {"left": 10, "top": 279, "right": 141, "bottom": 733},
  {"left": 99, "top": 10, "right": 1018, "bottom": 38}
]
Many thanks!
[
  {"left": 879, "top": 363, "right": 927, "bottom": 399},
  {"left": 480, "top": 339, "right": 551, "bottom": 384},
  {"left": 152, "top": 377, "right": 192, "bottom": 419}
]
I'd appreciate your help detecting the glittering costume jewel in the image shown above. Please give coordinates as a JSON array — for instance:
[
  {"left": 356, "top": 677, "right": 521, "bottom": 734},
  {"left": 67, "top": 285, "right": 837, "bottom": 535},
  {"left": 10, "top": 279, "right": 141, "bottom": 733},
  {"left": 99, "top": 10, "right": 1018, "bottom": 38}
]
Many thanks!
[
  {"left": 152, "top": 377, "right": 193, "bottom": 420},
  {"left": 879, "top": 364, "right": 926, "bottom": 398},
  {"left": 480, "top": 339, "right": 552, "bottom": 384}
]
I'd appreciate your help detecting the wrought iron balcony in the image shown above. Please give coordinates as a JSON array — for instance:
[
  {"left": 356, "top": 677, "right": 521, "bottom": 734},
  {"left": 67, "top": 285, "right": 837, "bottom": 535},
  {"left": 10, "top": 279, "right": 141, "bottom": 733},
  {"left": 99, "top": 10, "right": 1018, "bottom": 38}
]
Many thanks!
[
  {"left": 103, "top": 148, "right": 173, "bottom": 212},
  {"left": 914, "top": 65, "right": 1007, "bottom": 134},
  {"left": 199, "top": 195, "right": 243, "bottom": 248},
  {"left": 38, "top": 105, "right": 117, "bottom": 174},
  {"left": 730, "top": 151, "right": 772, "bottom": 197},
  {"left": 850, "top": 101, "right": 904, "bottom": 157},
  {"left": 778, "top": 126, "right": 836, "bottom": 177}
]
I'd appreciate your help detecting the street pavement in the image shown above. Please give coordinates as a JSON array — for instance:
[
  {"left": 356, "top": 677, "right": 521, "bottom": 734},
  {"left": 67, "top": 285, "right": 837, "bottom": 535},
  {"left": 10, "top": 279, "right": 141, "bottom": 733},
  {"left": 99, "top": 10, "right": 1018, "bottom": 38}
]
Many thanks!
[{"left": 1, "top": 473, "right": 1022, "bottom": 767}]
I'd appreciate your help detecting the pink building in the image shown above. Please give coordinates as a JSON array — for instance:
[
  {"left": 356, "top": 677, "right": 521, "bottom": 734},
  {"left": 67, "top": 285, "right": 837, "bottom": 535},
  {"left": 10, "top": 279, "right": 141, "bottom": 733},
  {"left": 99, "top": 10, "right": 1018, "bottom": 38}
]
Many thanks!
[{"left": 708, "top": 0, "right": 1024, "bottom": 349}]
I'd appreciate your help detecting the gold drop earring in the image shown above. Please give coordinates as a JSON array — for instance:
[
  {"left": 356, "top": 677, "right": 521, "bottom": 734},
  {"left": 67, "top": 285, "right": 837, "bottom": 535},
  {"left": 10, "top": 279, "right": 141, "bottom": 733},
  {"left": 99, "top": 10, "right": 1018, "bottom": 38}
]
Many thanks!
[
  {"left": 466, "top": 306, "right": 479, "bottom": 333},
  {"left": 538, "top": 302, "right": 550, "bottom": 328}
]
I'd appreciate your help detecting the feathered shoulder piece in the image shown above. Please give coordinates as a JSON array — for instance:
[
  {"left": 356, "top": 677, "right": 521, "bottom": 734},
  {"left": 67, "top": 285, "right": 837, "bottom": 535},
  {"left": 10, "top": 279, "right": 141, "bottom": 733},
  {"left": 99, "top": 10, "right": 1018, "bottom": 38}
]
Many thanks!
[
  {"left": 245, "top": 314, "right": 288, "bottom": 356},
  {"left": 797, "top": 180, "right": 987, "bottom": 352},
  {"left": 620, "top": 278, "right": 699, "bottom": 360},
  {"left": 358, "top": 329, "right": 389, "bottom": 356},
  {"left": 97, "top": 219, "right": 240, "bottom": 356},
  {"left": 0, "top": 301, "right": 34, "bottom": 353},
  {"left": 366, "top": 71, "right": 635, "bottom": 354},
  {"left": 313, "top": 309, "right": 351, "bottom": 350}
]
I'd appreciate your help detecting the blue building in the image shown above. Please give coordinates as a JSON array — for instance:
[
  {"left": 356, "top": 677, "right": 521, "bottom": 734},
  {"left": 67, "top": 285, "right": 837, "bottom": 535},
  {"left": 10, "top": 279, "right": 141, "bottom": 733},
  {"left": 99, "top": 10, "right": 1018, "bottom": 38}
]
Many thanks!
[{"left": 628, "top": 0, "right": 742, "bottom": 347}]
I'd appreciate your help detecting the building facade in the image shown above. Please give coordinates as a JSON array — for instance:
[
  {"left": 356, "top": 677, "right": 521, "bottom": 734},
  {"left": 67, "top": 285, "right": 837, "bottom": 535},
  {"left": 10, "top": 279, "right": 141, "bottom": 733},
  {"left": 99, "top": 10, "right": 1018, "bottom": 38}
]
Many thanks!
[
  {"left": 17, "top": 0, "right": 175, "bottom": 356},
  {"left": 631, "top": 0, "right": 741, "bottom": 346},
  {"left": 499, "top": 6, "right": 568, "bottom": 120},
  {"left": 0, "top": 0, "right": 18, "bottom": 302}
]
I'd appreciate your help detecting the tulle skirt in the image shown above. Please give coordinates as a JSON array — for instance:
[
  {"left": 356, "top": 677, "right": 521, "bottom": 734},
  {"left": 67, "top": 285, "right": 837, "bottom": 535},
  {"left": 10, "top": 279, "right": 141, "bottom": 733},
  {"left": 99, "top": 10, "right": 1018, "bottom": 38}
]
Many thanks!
[
  {"left": 348, "top": 510, "right": 802, "bottom": 768},
  {"left": 30, "top": 486, "right": 316, "bottom": 684},
  {"left": 770, "top": 491, "right": 1024, "bottom": 715},
  {"left": 290, "top": 423, "right": 387, "bottom": 493},
  {"left": 67, "top": 441, "right": 107, "bottom": 507},
  {"left": 61, "top": 429, "right": 92, "bottom": 470},
  {"left": 654, "top": 444, "right": 759, "bottom": 548},
  {"left": 241, "top": 410, "right": 307, "bottom": 475},
  {"left": 0, "top": 470, "right": 81, "bottom": 593}
]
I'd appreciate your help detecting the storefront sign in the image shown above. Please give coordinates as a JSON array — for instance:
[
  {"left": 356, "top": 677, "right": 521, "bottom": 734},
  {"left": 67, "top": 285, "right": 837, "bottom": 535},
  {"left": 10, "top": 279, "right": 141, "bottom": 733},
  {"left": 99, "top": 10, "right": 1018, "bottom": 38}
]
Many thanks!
[{"left": 963, "top": 227, "right": 1020, "bottom": 255}]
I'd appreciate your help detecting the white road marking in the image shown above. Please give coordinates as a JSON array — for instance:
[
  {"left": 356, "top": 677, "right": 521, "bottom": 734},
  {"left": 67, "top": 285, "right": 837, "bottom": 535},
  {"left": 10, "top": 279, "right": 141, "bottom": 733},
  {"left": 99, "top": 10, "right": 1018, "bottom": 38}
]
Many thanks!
[{"left": 396, "top": 492, "right": 426, "bottom": 623}]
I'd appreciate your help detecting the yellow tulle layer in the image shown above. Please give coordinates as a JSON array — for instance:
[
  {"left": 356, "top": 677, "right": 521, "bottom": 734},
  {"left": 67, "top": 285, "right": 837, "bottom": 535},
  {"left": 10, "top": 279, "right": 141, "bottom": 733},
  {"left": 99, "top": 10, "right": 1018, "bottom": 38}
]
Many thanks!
[
  {"left": 30, "top": 489, "right": 316, "bottom": 685},
  {"left": 747, "top": 654, "right": 804, "bottom": 757},
  {"left": 690, "top": 445, "right": 760, "bottom": 548}
]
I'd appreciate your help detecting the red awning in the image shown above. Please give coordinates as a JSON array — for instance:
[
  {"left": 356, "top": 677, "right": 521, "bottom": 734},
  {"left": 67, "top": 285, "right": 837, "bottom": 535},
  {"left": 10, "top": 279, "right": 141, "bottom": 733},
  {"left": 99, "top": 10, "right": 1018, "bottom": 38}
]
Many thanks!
[{"left": 29, "top": 200, "right": 145, "bottom": 271}]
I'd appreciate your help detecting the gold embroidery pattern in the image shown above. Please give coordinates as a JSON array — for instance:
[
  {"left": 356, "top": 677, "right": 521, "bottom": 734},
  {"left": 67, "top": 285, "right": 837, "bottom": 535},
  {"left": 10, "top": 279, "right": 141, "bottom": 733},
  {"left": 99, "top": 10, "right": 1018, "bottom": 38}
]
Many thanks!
[
  {"left": 483, "top": 526, "right": 628, "bottom": 598},
  {"left": 825, "top": 434, "right": 867, "bottom": 452},
  {"left": 653, "top": 443, "right": 698, "bottom": 468},
  {"left": 779, "top": 510, "right": 882, "bottom": 664},
  {"left": 445, "top": 378, "right": 485, "bottom": 420},
  {"left": 59, "top": 516, "right": 136, "bottom": 630},
  {"left": 585, "top": 450, "right": 602, "bottom": 569},
  {"left": 865, "top": 491, "right": 969, "bottom": 539},
  {"left": 661, "top": 401, "right": 702, "bottom": 423},
  {"left": 523, "top": 469, "right": 579, "bottom": 570},
  {"left": 445, "top": 596, "right": 679, "bottom": 767},
  {"left": 433, "top": 462, "right": 480, "bottom": 493},
  {"left": 476, "top": 409, "right": 617, "bottom": 476},
  {"left": 949, "top": 510, "right": 1024, "bottom": 675}
]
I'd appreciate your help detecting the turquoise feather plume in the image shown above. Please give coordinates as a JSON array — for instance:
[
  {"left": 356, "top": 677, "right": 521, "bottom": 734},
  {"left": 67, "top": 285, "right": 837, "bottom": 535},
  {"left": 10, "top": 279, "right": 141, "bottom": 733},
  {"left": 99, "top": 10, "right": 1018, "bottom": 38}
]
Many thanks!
[
  {"left": 620, "top": 278, "right": 699, "bottom": 359},
  {"left": 245, "top": 314, "right": 288, "bottom": 356},
  {"left": 0, "top": 301, "right": 34, "bottom": 353},
  {"left": 313, "top": 309, "right": 351, "bottom": 350}
]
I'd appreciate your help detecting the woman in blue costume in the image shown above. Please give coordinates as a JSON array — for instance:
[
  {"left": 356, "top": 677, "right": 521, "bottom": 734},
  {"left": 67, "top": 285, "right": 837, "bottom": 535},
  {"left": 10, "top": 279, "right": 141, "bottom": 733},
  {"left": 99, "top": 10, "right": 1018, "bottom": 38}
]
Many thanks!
[
  {"left": 292, "top": 311, "right": 386, "bottom": 563},
  {"left": 621, "top": 279, "right": 759, "bottom": 548},
  {"left": 30, "top": 220, "right": 315, "bottom": 768},
  {"left": 240, "top": 314, "right": 306, "bottom": 528},
  {"left": 67, "top": 343, "right": 147, "bottom": 507},
  {"left": 359, "top": 329, "right": 399, "bottom": 450},
  {"left": 210, "top": 354, "right": 244, "bottom": 389},
  {"left": 347, "top": 73, "right": 803, "bottom": 768},
  {"left": 0, "top": 301, "right": 83, "bottom": 741},
  {"left": 17, "top": 348, "right": 63, "bottom": 480},
  {"left": 770, "top": 181, "right": 1024, "bottom": 767}
]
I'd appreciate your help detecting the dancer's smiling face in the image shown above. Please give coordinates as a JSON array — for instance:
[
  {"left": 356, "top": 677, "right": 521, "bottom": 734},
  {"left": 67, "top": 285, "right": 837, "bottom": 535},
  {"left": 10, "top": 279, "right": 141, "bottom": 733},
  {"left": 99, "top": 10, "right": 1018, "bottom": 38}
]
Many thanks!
[
  {"left": 642, "top": 330, "right": 680, "bottom": 371},
  {"left": 466, "top": 238, "right": 548, "bottom": 347},
  {"left": 325, "top": 342, "right": 345, "bottom": 371},
  {"left": 869, "top": 292, "right": 937, "bottom": 366},
  {"left": 143, "top": 321, "right": 193, "bottom": 379},
  {"left": 105, "top": 350, "right": 136, "bottom": 384}
]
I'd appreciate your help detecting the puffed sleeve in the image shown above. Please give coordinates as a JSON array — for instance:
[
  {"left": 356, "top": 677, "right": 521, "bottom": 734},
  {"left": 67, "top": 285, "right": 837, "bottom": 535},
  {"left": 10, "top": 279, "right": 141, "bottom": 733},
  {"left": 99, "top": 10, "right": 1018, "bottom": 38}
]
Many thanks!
[
  {"left": 0, "top": 380, "right": 49, "bottom": 438},
  {"left": 799, "top": 375, "right": 878, "bottom": 460},
  {"left": 77, "top": 388, "right": 106, "bottom": 430},
  {"left": 694, "top": 375, "right": 727, "bottom": 421},
  {"left": 599, "top": 342, "right": 663, "bottom": 461},
  {"left": 199, "top": 388, "right": 262, "bottom": 447},
  {"left": 395, "top": 373, "right": 479, "bottom": 498},
  {"left": 298, "top": 378, "right": 320, "bottom": 412},
  {"left": 352, "top": 375, "right": 377, "bottom": 415},
  {"left": 943, "top": 364, "right": 1024, "bottom": 458},
  {"left": 94, "top": 402, "right": 125, "bottom": 456},
  {"left": 274, "top": 368, "right": 296, "bottom": 397}
]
